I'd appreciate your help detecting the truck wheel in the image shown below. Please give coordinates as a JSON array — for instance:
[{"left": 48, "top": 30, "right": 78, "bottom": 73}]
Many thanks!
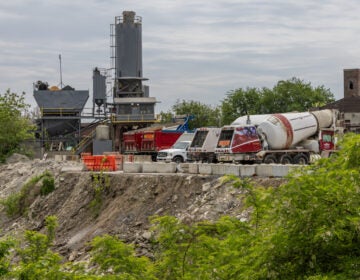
[
  {"left": 173, "top": 156, "right": 184, "bottom": 164},
  {"left": 293, "top": 154, "right": 308, "bottom": 165},
  {"left": 280, "top": 154, "right": 292, "bottom": 165},
  {"left": 263, "top": 154, "right": 277, "bottom": 164}
]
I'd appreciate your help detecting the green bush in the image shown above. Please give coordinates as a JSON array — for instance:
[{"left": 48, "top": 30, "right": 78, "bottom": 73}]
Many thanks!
[
  {"left": 0, "top": 171, "right": 55, "bottom": 217},
  {"left": 40, "top": 175, "right": 55, "bottom": 196},
  {"left": 90, "top": 171, "right": 110, "bottom": 217}
]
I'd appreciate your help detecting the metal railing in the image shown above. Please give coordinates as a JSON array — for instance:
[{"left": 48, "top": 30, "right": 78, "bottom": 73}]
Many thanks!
[
  {"left": 39, "top": 107, "right": 82, "bottom": 117},
  {"left": 111, "top": 114, "right": 157, "bottom": 123}
]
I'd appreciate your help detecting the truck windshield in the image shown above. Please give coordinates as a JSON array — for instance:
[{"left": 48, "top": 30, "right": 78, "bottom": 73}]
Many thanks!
[
  {"left": 190, "top": 131, "right": 208, "bottom": 147},
  {"left": 172, "top": 142, "right": 189, "bottom": 149},
  {"left": 217, "top": 129, "right": 233, "bottom": 148}
]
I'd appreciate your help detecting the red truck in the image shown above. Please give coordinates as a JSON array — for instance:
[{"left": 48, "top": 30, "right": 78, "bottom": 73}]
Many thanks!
[
  {"left": 215, "top": 110, "right": 338, "bottom": 164},
  {"left": 123, "top": 115, "right": 194, "bottom": 161},
  {"left": 123, "top": 128, "right": 183, "bottom": 160}
]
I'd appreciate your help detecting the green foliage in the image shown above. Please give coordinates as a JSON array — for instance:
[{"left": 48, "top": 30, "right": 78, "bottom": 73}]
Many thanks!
[
  {"left": 221, "top": 77, "right": 335, "bottom": 125},
  {"left": 40, "top": 174, "right": 55, "bottom": 196},
  {"left": 0, "top": 171, "right": 55, "bottom": 217},
  {"left": 8, "top": 216, "right": 68, "bottom": 280},
  {"left": 0, "top": 237, "right": 15, "bottom": 276},
  {"left": 151, "top": 215, "right": 252, "bottom": 279},
  {"left": 150, "top": 134, "right": 360, "bottom": 279},
  {"left": 0, "top": 135, "right": 358, "bottom": 279},
  {"left": 263, "top": 77, "right": 335, "bottom": 113},
  {"left": 158, "top": 110, "right": 174, "bottom": 124},
  {"left": 90, "top": 171, "right": 110, "bottom": 217},
  {"left": 0, "top": 89, "right": 35, "bottom": 162},
  {"left": 221, "top": 87, "right": 263, "bottom": 125},
  {"left": 0, "top": 192, "right": 23, "bottom": 217},
  {"left": 171, "top": 99, "right": 221, "bottom": 129},
  {"left": 90, "top": 235, "right": 156, "bottom": 279},
  {"left": 259, "top": 134, "right": 360, "bottom": 279},
  {"left": 45, "top": 215, "right": 59, "bottom": 246}
]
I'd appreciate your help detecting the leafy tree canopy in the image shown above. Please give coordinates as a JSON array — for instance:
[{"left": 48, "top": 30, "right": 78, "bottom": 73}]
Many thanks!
[
  {"left": 0, "top": 90, "right": 34, "bottom": 161},
  {"left": 159, "top": 99, "right": 221, "bottom": 130},
  {"left": 221, "top": 77, "right": 335, "bottom": 125}
]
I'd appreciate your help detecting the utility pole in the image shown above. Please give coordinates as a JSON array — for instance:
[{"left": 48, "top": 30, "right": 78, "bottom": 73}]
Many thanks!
[{"left": 59, "top": 54, "right": 63, "bottom": 89}]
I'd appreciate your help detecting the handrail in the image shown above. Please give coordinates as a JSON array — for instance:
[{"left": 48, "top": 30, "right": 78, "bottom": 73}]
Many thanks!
[
  {"left": 40, "top": 107, "right": 82, "bottom": 116},
  {"left": 110, "top": 114, "right": 158, "bottom": 124},
  {"left": 72, "top": 119, "right": 109, "bottom": 155}
]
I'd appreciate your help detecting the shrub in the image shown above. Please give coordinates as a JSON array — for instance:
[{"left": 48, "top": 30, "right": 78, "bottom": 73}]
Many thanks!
[
  {"left": 0, "top": 171, "right": 55, "bottom": 217},
  {"left": 40, "top": 175, "right": 55, "bottom": 196}
]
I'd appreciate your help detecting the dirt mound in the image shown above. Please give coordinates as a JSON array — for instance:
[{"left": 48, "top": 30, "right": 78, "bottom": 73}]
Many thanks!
[
  {"left": 0, "top": 159, "right": 286, "bottom": 261},
  {"left": 5, "top": 153, "right": 30, "bottom": 164}
]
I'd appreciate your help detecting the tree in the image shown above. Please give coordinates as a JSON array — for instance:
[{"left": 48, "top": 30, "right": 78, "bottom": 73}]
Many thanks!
[
  {"left": 150, "top": 134, "right": 360, "bottom": 279},
  {"left": 172, "top": 99, "right": 221, "bottom": 129},
  {"left": 221, "top": 87, "right": 263, "bottom": 125},
  {"left": 262, "top": 77, "right": 335, "bottom": 113},
  {"left": 90, "top": 234, "right": 156, "bottom": 279},
  {"left": 0, "top": 90, "right": 34, "bottom": 161},
  {"left": 158, "top": 110, "right": 174, "bottom": 124},
  {"left": 228, "top": 133, "right": 360, "bottom": 279},
  {"left": 221, "top": 77, "right": 335, "bottom": 125}
]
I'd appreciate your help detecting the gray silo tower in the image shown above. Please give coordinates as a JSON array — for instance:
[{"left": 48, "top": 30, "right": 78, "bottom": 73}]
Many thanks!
[
  {"left": 110, "top": 11, "right": 157, "bottom": 151},
  {"left": 111, "top": 11, "right": 156, "bottom": 123}
]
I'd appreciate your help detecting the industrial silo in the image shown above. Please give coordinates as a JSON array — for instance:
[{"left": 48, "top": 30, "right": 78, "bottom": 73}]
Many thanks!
[{"left": 115, "top": 11, "right": 143, "bottom": 79}]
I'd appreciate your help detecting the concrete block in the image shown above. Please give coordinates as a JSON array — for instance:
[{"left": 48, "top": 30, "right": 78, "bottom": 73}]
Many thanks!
[
  {"left": 177, "top": 163, "right": 189, "bottom": 173},
  {"left": 54, "top": 155, "right": 63, "bottom": 162},
  {"left": 212, "top": 164, "right": 240, "bottom": 176},
  {"left": 142, "top": 162, "right": 157, "bottom": 173},
  {"left": 198, "top": 163, "right": 212, "bottom": 175},
  {"left": 256, "top": 164, "right": 274, "bottom": 177},
  {"left": 240, "top": 165, "right": 256, "bottom": 177},
  {"left": 188, "top": 163, "right": 199, "bottom": 174},
  {"left": 134, "top": 155, "right": 152, "bottom": 162},
  {"left": 61, "top": 164, "right": 86, "bottom": 172},
  {"left": 272, "top": 164, "right": 290, "bottom": 177},
  {"left": 123, "top": 162, "right": 142, "bottom": 173},
  {"left": 123, "top": 154, "right": 134, "bottom": 162},
  {"left": 155, "top": 162, "right": 176, "bottom": 173}
]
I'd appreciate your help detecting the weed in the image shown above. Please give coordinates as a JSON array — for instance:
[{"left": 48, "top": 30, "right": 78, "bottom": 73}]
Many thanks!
[
  {"left": 90, "top": 171, "right": 110, "bottom": 218},
  {"left": 0, "top": 171, "right": 55, "bottom": 217}
]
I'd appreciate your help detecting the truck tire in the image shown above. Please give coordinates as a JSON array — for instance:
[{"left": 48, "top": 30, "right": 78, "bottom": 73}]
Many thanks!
[
  {"left": 263, "top": 154, "right": 277, "bottom": 164},
  {"left": 280, "top": 154, "right": 292, "bottom": 165},
  {"left": 173, "top": 156, "right": 184, "bottom": 164},
  {"left": 293, "top": 154, "right": 308, "bottom": 165}
]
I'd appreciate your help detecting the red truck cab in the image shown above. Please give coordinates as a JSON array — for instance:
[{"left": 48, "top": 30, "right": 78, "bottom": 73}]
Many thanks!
[{"left": 216, "top": 125, "right": 263, "bottom": 162}]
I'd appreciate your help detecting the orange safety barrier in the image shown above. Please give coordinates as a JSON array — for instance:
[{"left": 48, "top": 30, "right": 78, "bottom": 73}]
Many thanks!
[
  {"left": 103, "top": 152, "right": 123, "bottom": 170},
  {"left": 82, "top": 155, "right": 117, "bottom": 171}
]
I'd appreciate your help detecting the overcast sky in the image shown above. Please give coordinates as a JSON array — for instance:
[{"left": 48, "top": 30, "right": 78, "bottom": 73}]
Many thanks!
[{"left": 1, "top": 0, "right": 359, "bottom": 113}]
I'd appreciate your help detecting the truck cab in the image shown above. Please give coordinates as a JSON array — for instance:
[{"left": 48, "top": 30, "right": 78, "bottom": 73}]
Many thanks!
[
  {"left": 215, "top": 125, "right": 263, "bottom": 162},
  {"left": 156, "top": 140, "right": 191, "bottom": 163},
  {"left": 187, "top": 127, "right": 221, "bottom": 163}
]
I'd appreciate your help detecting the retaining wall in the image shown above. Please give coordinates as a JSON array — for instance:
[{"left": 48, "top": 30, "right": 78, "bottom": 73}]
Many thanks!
[{"left": 121, "top": 162, "right": 301, "bottom": 177}]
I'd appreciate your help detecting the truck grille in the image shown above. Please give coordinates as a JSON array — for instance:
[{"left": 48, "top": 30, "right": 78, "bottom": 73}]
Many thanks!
[{"left": 157, "top": 152, "right": 167, "bottom": 158}]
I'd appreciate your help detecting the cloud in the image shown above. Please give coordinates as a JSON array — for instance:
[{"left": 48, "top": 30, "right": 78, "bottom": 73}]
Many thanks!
[{"left": 1, "top": 0, "right": 360, "bottom": 112}]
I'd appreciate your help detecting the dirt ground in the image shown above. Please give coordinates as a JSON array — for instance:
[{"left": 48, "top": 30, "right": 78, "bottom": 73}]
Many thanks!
[{"left": 0, "top": 154, "right": 286, "bottom": 261}]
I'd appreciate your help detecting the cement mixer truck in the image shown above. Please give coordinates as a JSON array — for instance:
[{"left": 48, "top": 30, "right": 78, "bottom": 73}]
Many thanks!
[{"left": 215, "top": 109, "right": 338, "bottom": 164}]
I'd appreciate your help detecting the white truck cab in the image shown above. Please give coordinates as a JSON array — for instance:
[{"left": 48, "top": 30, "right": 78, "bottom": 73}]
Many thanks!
[{"left": 156, "top": 140, "right": 191, "bottom": 163}]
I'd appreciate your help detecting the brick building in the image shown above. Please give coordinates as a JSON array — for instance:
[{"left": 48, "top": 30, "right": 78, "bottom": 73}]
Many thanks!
[{"left": 322, "top": 69, "right": 360, "bottom": 133}]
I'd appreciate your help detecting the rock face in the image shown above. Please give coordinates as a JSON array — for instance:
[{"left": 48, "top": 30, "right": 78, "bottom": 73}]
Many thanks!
[{"left": 0, "top": 158, "right": 286, "bottom": 261}]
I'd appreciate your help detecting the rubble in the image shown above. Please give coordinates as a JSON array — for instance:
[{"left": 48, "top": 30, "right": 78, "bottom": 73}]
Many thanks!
[{"left": 0, "top": 158, "right": 286, "bottom": 261}]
